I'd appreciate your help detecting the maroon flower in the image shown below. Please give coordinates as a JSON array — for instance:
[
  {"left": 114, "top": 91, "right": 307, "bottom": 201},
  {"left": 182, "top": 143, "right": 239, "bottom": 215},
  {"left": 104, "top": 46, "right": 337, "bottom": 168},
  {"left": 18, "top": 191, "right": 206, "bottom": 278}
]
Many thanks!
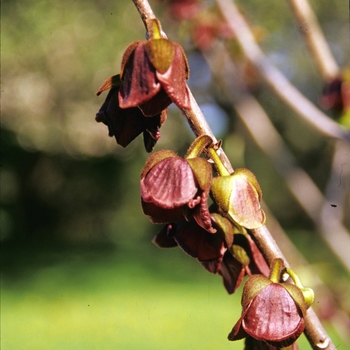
[
  {"left": 140, "top": 150, "right": 215, "bottom": 233},
  {"left": 153, "top": 217, "right": 228, "bottom": 263},
  {"left": 203, "top": 232, "right": 269, "bottom": 294},
  {"left": 228, "top": 259, "right": 308, "bottom": 348},
  {"left": 153, "top": 211, "right": 269, "bottom": 295},
  {"left": 96, "top": 75, "right": 166, "bottom": 152},
  {"left": 119, "top": 26, "right": 191, "bottom": 116}
]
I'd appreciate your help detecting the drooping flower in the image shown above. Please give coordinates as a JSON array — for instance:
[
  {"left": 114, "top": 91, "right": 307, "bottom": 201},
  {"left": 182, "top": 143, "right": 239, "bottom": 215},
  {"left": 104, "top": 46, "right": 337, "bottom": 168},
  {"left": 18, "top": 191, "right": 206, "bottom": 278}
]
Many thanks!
[
  {"left": 205, "top": 232, "right": 269, "bottom": 294},
  {"left": 118, "top": 19, "right": 191, "bottom": 116},
  {"left": 228, "top": 259, "right": 312, "bottom": 348},
  {"left": 95, "top": 75, "right": 166, "bottom": 152},
  {"left": 140, "top": 149, "right": 215, "bottom": 233},
  {"left": 153, "top": 212, "right": 269, "bottom": 294}
]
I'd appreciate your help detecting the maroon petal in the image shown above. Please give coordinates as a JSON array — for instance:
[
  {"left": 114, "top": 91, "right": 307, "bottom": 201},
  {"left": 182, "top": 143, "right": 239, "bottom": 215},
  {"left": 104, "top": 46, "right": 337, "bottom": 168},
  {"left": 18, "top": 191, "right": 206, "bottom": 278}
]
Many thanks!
[
  {"left": 96, "top": 88, "right": 145, "bottom": 147},
  {"left": 138, "top": 87, "right": 172, "bottom": 116},
  {"left": 228, "top": 309, "right": 249, "bottom": 341},
  {"left": 219, "top": 251, "right": 246, "bottom": 294},
  {"left": 141, "top": 157, "right": 198, "bottom": 208},
  {"left": 119, "top": 44, "right": 161, "bottom": 109},
  {"left": 234, "top": 234, "right": 269, "bottom": 277},
  {"left": 192, "top": 189, "right": 216, "bottom": 233},
  {"left": 152, "top": 224, "right": 178, "bottom": 248},
  {"left": 141, "top": 199, "right": 184, "bottom": 224},
  {"left": 143, "top": 109, "right": 167, "bottom": 152},
  {"left": 156, "top": 43, "right": 191, "bottom": 110},
  {"left": 243, "top": 283, "right": 304, "bottom": 346},
  {"left": 174, "top": 219, "right": 225, "bottom": 261},
  {"left": 246, "top": 234, "right": 269, "bottom": 277}
]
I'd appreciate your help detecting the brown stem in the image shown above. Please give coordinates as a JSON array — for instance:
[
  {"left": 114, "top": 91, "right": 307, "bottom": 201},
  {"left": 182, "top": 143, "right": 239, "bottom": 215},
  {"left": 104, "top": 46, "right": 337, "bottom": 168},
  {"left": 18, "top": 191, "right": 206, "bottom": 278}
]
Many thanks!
[
  {"left": 131, "top": 0, "right": 336, "bottom": 349},
  {"left": 287, "top": 0, "right": 340, "bottom": 81},
  {"left": 215, "top": 0, "right": 348, "bottom": 141}
]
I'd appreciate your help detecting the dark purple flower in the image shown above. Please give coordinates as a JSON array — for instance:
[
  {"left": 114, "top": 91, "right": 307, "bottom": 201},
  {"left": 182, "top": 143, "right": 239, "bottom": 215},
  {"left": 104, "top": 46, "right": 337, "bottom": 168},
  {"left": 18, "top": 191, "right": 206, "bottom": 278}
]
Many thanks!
[
  {"left": 119, "top": 36, "right": 191, "bottom": 116},
  {"left": 96, "top": 75, "right": 166, "bottom": 152},
  {"left": 228, "top": 260, "right": 308, "bottom": 348}
]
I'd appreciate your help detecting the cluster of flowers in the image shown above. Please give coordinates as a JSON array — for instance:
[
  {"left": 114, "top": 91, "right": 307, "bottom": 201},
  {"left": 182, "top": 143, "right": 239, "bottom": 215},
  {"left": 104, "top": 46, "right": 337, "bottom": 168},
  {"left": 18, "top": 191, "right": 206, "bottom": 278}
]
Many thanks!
[{"left": 96, "top": 18, "right": 313, "bottom": 350}]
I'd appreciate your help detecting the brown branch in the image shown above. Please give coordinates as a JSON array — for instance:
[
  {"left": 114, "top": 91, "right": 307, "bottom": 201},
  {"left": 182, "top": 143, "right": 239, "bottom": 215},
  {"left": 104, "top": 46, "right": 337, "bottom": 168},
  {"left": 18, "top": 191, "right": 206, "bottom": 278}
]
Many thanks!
[
  {"left": 215, "top": 0, "right": 349, "bottom": 141},
  {"left": 131, "top": 0, "right": 336, "bottom": 349},
  {"left": 132, "top": 0, "right": 233, "bottom": 173},
  {"left": 287, "top": 0, "right": 340, "bottom": 81}
]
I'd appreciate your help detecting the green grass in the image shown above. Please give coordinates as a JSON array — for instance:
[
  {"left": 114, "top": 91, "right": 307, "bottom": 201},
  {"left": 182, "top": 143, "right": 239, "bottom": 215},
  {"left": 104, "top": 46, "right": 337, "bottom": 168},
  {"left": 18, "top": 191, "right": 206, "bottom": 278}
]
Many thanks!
[{"left": 1, "top": 241, "right": 346, "bottom": 349}]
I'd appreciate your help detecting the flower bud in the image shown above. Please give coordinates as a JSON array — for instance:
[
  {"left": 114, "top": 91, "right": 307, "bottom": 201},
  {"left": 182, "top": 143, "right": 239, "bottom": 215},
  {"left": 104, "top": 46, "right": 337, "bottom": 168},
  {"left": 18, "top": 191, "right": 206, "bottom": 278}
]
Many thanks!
[{"left": 211, "top": 168, "right": 265, "bottom": 229}]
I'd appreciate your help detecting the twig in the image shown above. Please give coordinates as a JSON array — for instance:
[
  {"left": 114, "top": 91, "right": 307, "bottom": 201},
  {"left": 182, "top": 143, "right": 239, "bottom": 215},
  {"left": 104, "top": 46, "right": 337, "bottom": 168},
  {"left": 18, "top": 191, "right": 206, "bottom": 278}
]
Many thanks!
[
  {"left": 215, "top": 0, "right": 349, "bottom": 141},
  {"left": 132, "top": 0, "right": 233, "bottom": 173},
  {"left": 287, "top": 0, "right": 340, "bottom": 81},
  {"left": 131, "top": 0, "right": 336, "bottom": 349}
]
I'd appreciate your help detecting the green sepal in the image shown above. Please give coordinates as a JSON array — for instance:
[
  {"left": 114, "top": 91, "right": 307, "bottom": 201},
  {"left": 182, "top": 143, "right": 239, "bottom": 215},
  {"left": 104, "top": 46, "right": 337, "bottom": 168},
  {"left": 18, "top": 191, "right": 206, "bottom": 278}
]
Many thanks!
[
  {"left": 144, "top": 39, "right": 175, "bottom": 74},
  {"left": 241, "top": 275, "right": 271, "bottom": 309},
  {"left": 211, "top": 213, "right": 234, "bottom": 248},
  {"left": 140, "top": 150, "right": 177, "bottom": 179},
  {"left": 211, "top": 168, "right": 265, "bottom": 229},
  {"left": 282, "top": 283, "right": 308, "bottom": 317},
  {"left": 186, "top": 157, "right": 212, "bottom": 191},
  {"left": 231, "top": 244, "right": 250, "bottom": 266}
]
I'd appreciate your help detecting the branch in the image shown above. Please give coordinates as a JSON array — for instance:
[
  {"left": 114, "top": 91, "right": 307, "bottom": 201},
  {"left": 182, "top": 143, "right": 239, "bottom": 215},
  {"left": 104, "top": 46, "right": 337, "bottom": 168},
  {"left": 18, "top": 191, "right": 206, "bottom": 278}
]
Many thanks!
[
  {"left": 287, "top": 0, "right": 340, "bottom": 81},
  {"left": 132, "top": 0, "right": 233, "bottom": 173},
  {"left": 131, "top": 0, "right": 336, "bottom": 349},
  {"left": 215, "top": 0, "right": 349, "bottom": 141}
]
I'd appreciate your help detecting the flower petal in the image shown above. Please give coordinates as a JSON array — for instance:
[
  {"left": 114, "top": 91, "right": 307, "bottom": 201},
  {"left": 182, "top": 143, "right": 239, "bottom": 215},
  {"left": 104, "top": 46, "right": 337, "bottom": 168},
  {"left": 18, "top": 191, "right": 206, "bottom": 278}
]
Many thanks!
[
  {"left": 96, "top": 87, "right": 145, "bottom": 147},
  {"left": 141, "top": 157, "right": 198, "bottom": 208},
  {"left": 119, "top": 44, "right": 161, "bottom": 108},
  {"left": 174, "top": 219, "right": 224, "bottom": 261},
  {"left": 156, "top": 43, "right": 191, "bottom": 110},
  {"left": 242, "top": 283, "right": 304, "bottom": 346},
  {"left": 141, "top": 199, "right": 184, "bottom": 223}
]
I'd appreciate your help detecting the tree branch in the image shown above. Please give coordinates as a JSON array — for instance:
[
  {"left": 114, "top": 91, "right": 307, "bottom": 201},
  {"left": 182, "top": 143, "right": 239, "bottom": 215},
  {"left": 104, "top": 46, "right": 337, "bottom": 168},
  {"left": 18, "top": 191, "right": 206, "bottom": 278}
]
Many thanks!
[
  {"left": 215, "top": 0, "right": 349, "bottom": 141},
  {"left": 131, "top": 0, "right": 336, "bottom": 349},
  {"left": 287, "top": 0, "right": 340, "bottom": 81}
]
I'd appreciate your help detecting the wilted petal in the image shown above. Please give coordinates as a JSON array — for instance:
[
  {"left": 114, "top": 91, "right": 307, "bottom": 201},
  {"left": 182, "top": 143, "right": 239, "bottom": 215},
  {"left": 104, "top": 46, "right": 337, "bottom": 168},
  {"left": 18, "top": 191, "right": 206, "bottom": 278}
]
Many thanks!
[
  {"left": 219, "top": 251, "right": 246, "bottom": 294},
  {"left": 141, "top": 157, "right": 198, "bottom": 208},
  {"left": 96, "top": 87, "right": 145, "bottom": 147},
  {"left": 192, "top": 190, "right": 216, "bottom": 233},
  {"left": 174, "top": 219, "right": 225, "bottom": 261},
  {"left": 119, "top": 44, "right": 161, "bottom": 109},
  {"left": 143, "top": 109, "right": 167, "bottom": 152}
]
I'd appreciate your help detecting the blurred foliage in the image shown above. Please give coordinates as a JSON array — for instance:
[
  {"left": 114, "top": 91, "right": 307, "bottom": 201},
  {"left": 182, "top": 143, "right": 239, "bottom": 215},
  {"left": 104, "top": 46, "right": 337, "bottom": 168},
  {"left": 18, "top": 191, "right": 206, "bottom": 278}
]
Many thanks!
[{"left": 1, "top": 0, "right": 350, "bottom": 348}]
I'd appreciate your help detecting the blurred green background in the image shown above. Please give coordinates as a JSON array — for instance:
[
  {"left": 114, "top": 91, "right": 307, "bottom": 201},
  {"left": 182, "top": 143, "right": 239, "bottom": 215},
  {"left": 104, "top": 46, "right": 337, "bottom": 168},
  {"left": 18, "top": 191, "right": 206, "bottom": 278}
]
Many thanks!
[{"left": 1, "top": 0, "right": 349, "bottom": 349}]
